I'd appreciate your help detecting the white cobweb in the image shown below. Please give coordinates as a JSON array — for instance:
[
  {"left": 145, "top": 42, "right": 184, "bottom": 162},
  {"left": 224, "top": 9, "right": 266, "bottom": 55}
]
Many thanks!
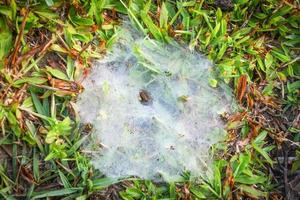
[{"left": 76, "top": 24, "right": 234, "bottom": 182}]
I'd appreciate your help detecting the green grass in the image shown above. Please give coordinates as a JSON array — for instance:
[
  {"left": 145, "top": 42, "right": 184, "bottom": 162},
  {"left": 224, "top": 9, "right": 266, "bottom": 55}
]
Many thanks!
[{"left": 0, "top": 0, "right": 299, "bottom": 199}]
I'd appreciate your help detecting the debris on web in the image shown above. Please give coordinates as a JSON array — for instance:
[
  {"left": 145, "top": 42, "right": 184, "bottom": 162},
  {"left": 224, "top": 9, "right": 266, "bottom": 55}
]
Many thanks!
[{"left": 76, "top": 24, "right": 234, "bottom": 181}]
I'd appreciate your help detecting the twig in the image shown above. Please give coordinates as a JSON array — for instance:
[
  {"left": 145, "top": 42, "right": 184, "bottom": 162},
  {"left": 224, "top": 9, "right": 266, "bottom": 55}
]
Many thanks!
[
  {"left": 0, "top": 37, "right": 54, "bottom": 102},
  {"left": 15, "top": 38, "right": 53, "bottom": 66},
  {"left": 10, "top": 10, "right": 29, "bottom": 72},
  {"left": 280, "top": 56, "right": 300, "bottom": 69},
  {"left": 35, "top": 183, "right": 61, "bottom": 191},
  {"left": 282, "top": 138, "right": 300, "bottom": 148},
  {"left": 77, "top": 35, "right": 97, "bottom": 58},
  {"left": 284, "top": 147, "right": 290, "bottom": 199},
  {"left": 241, "top": 10, "right": 254, "bottom": 28}
]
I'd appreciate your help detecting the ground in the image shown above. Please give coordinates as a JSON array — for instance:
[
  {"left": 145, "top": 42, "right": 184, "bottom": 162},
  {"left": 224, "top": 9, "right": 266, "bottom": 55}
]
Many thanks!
[{"left": 0, "top": 0, "right": 299, "bottom": 199}]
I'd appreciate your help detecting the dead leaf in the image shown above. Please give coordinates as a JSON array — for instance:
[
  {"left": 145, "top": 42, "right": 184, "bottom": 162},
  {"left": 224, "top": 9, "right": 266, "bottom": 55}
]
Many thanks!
[
  {"left": 246, "top": 93, "right": 254, "bottom": 108},
  {"left": 49, "top": 78, "right": 83, "bottom": 95},
  {"left": 236, "top": 74, "right": 247, "bottom": 102}
]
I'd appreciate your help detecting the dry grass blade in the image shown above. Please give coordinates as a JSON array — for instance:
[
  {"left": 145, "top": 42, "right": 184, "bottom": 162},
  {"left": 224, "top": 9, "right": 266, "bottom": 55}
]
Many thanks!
[
  {"left": 236, "top": 74, "right": 247, "bottom": 103},
  {"left": 9, "top": 9, "right": 29, "bottom": 72}
]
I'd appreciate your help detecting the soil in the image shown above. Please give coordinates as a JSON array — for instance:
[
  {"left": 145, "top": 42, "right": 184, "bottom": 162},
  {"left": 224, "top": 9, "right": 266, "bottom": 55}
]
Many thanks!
[{"left": 214, "top": 0, "right": 234, "bottom": 11}]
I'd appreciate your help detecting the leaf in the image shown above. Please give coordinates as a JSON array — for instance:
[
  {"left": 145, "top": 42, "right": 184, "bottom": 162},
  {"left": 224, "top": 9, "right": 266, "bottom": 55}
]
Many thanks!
[
  {"left": 169, "top": 182, "right": 176, "bottom": 199},
  {"left": 68, "top": 135, "right": 88, "bottom": 155},
  {"left": 13, "top": 77, "right": 48, "bottom": 87},
  {"left": 262, "top": 83, "right": 273, "bottom": 96},
  {"left": 69, "top": 7, "right": 94, "bottom": 26},
  {"left": 292, "top": 159, "right": 300, "bottom": 173},
  {"left": 0, "top": 187, "right": 17, "bottom": 200},
  {"left": 192, "top": 10, "right": 212, "bottom": 31},
  {"left": 46, "top": 67, "right": 69, "bottom": 81},
  {"left": 217, "top": 43, "right": 227, "bottom": 60},
  {"left": 270, "top": 5, "right": 293, "bottom": 19},
  {"left": 271, "top": 49, "right": 290, "bottom": 62},
  {"left": 216, "top": 8, "right": 222, "bottom": 21},
  {"left": 34, "top": 10, "right": 60, "bottom": 21},
  {"left": 31, "top": 92, "right": 46, "bottom": 116},
  {"left": 252, "top": 142, "right": 273, "bottom": 166},
  {"left": 236, "top": 74, "right": 247, "bottom": 102},
  {"left": 58, "top": 170, "right": 72, "bottom": 188},
  {"left": 33, "top": 148, "right": 40, "bottom": 182},
  {"left": 0, "top": 17, "right": 13, "bottom": 61},
  {"left": 125, "top": 188, "right": 142, "bottom": 198},
  {"left": 32, "top": 188, "right": 81, "bottom": 199},
  {"left": 209, "top": 79, "right": 218, "bottom": 88},
  {"left": 236, "top": 36, "right": 250, "bottom": 45},
  {"left": 239, "top": 185, "right": 268, "bottom": 198},
  {"left": 253, "top": 131, "right": 268, "bottom": 144},
  {"left": 288, "top": 81, "right": 300, "bottom": 92},
  {"left": 141, "top": 0, "right": 163, "bottom": 41},
  {"left": 220, "top": 19, "right": 227, "bottom": 36},
  {"left": 213, "top": 163, "right": 222, "bottom": 195},
  {"left": 92, "top": 177, "right": 120, "bottom": 190},
  {"left": 88, "top": 0, "right": 103, "bottom": 24},
  {"left": 0, "top": 6, "right": 13, "bottom": 19},
  {"left": 159, "top": 3, "right": 169, "bottom": 29},
  {"left": 120, "top": 0, "right": 146, "bottom": 34},
  {"left": 10, "top": 0, "right": 17, "bottom": 20},
  {"left": 235, "top": 174, "right": 266, "bottom": 184},
  {"left": 26, "top": 185, "right": 35, "bottom": 200},
  {"left": 212, "top": 22, "right": 220, "bottom": 38},
  {"left": 23, "top": 130, "right": 37, "bottom": 145},
  {"left": 44, "top": 0, "right": 54, "bottom": 6},
  {"left": 119, "top": 192, "right": 135, "bottom": 200},
  {"left": 6, "top": 111, "right": 21, "bottom": 137},
  {"left": 233, "top": 153, "right": 250, "bottom": 178},
  {"left": 264, "top": 52, "right": 273, "bottom": 69},
  {"left": 67, "top": 56, "right": 75, "bottom": 81},
  {"left": 190, "top": 187, "right": 206, "bottom": 198}
]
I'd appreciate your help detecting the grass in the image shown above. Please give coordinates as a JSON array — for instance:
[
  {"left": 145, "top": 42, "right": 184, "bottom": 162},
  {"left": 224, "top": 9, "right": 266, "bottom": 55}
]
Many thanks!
[{"left": 0, "top": 0, "right": 299, "bottom": 199}]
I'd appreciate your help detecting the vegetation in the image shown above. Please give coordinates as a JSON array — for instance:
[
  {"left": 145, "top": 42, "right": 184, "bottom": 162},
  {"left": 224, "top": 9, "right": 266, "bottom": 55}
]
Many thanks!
[{"left": 0, "top": 0, "right": 299, "bottom": 199}]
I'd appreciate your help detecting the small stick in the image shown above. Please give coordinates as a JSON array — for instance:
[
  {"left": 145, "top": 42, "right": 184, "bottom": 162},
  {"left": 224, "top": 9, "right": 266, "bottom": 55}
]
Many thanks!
[
  {"left": 10, "top": 9, "right": 30, "bottom": 72},
  {"left": 15, "top": 38, "right": 53, "bottom": 66},
  {"left": 77, "top": 35, "right": 97, "bottom": 58},
  {"left": 283, "top": 147, "right": 290, "bottom": 199}
]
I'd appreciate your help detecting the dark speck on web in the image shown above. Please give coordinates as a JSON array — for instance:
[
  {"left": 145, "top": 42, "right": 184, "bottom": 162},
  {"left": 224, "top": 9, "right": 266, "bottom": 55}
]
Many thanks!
[{"left": 139, "top": 89, "right": 153, "bottom": 106}]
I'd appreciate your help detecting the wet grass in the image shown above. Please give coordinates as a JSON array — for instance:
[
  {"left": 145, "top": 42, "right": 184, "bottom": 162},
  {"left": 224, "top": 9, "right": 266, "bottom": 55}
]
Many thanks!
[{"left": 0, "top": 0, "right": 299, "bottom": 199}]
